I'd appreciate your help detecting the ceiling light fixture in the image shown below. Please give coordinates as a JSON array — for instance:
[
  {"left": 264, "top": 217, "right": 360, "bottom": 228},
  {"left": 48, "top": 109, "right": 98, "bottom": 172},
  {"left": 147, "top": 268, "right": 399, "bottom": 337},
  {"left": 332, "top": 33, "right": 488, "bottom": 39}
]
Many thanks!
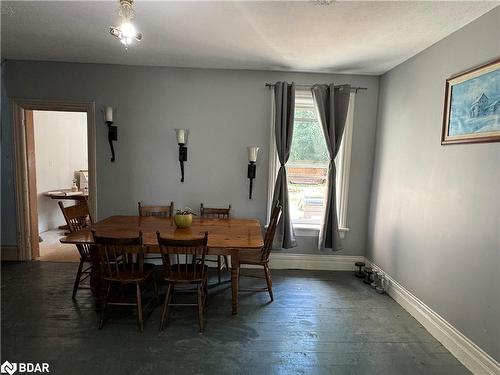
[{"left": 109, "top": 0, "right": 142, "bottom": 48}]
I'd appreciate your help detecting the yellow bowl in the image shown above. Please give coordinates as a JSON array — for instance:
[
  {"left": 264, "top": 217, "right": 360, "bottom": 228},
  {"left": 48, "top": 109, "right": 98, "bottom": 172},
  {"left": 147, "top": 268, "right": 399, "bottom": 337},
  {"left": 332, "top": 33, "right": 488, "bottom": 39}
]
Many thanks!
[{"left": 174, "top": 214, "right": 192, "bottom": 228}]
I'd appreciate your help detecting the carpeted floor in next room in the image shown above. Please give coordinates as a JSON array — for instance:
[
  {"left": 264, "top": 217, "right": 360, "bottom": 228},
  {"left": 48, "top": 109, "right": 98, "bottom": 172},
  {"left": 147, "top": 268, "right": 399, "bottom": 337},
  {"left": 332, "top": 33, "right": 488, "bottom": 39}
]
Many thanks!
[{"left": 1, "top": 262, "right": 470, "bottom": 375}]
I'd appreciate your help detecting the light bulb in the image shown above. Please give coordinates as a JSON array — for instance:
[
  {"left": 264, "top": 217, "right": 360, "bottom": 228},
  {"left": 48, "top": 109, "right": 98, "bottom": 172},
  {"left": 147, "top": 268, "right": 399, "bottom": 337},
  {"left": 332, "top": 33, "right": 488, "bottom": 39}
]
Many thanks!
[{"left": 120, "top": 22, "right": 136, "bottom": 39}]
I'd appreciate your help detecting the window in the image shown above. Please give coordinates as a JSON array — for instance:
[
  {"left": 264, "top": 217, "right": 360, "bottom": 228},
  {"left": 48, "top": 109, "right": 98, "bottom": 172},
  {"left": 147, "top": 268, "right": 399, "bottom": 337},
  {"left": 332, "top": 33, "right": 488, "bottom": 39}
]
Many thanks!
[
  {"left": 288, "top": 90, "right": 329, "bottom": 228},
  {"left": 268, "top": 89, "right": 355, "bottom": 233}
]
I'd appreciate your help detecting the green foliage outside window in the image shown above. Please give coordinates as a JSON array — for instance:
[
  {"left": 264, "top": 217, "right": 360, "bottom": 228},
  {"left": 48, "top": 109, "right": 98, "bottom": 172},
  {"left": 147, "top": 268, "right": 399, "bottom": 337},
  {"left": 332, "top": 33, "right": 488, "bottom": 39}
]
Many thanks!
[{"left": 290, "top": 109, "right": 329, "bottom": 163}]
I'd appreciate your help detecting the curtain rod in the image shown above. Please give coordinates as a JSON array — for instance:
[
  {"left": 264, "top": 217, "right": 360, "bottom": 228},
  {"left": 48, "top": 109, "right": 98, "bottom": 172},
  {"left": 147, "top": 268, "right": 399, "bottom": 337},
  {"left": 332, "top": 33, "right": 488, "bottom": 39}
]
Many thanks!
[{"left": 265, "top": 83, "right": 367, "bottom": 92}]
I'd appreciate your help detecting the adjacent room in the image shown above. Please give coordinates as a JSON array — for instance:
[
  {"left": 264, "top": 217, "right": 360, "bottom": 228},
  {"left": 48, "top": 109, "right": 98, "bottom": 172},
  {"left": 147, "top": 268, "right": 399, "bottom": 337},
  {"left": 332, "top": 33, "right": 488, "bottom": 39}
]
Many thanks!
[
  {"left": 1, "top": 1, "right": 498, "bottom": 375},
  {"left": 33, "top": 110, "right": 89, "bottom": 262}
]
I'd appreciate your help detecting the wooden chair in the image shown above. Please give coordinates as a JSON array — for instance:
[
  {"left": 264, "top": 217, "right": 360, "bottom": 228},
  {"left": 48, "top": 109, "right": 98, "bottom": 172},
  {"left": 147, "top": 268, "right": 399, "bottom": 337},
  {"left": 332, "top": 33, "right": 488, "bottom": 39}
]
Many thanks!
[
  {"left": 138, "top": 201, "right": 174, "bottom": 262},
  {"left": 138, "top": 201, "right": 174, "bottom": 218},
  {"left": 92, "top": 231, "right": 157, "bottom": 332},
  {"left": 200, "top": 203, "right": 230, "bottom": 284},
  {"left": 238, "top": 202, "right": 282, "bottom": 302},
  {"left": 156, "top": 231, "right": 209, "bottom": 332},
  {"left": 58, "top": 201, "right": 93, "bottom": 300}
]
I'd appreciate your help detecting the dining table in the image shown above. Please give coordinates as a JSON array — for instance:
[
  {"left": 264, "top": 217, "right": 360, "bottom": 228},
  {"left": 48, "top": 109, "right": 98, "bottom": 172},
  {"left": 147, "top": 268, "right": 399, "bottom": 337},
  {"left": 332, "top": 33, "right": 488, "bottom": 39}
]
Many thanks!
[{"left": 60, "top": 215, "right": 264, "bottom": 315}]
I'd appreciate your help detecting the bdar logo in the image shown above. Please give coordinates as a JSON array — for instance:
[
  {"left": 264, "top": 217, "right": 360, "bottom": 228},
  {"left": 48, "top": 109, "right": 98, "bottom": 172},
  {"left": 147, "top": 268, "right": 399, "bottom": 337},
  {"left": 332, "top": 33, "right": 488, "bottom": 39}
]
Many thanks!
[{"left": 1, "top": 361, "right": 17, "bottom": 375}]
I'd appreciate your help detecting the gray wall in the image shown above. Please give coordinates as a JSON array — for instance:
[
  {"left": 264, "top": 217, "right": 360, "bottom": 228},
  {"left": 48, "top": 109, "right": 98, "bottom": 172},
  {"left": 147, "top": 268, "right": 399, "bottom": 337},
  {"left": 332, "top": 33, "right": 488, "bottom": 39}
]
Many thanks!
[
  {"left": 1, "top": 61, "right": 17, "bottom": 246},
  {"left": 2, "top": 62, "right": 379, "bottom": 255},
  {"left": 367, "top": 8, "right": 499, "bottom": 361}
]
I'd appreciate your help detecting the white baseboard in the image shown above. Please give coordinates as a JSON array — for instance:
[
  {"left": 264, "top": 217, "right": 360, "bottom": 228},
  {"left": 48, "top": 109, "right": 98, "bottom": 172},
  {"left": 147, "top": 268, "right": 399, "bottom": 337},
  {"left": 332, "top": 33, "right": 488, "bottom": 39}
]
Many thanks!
[
  {"left": 1, "top": 246, "right": 19, "bottom": 261},
  {"left": 268, "top": 253, "right": 365, "bottom": 271},
  {"left": 366, "top": 259, "right": 500, "bottom": 375},
  {"left": 152, "top": 254, "right": 364, "bottom": 271}
]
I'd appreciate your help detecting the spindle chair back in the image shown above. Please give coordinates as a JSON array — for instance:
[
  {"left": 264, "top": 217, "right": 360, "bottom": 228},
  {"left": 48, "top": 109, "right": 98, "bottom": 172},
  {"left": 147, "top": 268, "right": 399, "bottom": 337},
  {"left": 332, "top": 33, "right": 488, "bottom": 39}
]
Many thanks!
[
  {"left": 200, "top": 203, "right": 231, "bottom": 219},
  {"left": 138, "top": 201, "right": 174, "bottom": 218}
]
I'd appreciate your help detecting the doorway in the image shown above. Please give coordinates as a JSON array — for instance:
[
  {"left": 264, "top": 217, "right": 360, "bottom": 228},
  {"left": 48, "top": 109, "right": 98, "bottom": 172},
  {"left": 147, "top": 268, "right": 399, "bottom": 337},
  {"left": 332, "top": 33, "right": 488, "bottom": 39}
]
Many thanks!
[
  {"left": 12, "top": 99, "right": 96, "bottom": 261},
  {"left": 32, "top": 110, "right": 88, "bottom": 261}
]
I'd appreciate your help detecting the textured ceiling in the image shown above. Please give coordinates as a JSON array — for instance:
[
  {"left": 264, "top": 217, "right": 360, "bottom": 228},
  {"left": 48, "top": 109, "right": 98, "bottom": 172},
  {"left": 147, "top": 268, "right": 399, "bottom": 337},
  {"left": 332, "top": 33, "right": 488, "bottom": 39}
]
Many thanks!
[{"left": 1, "top": 1, "right": 498, "bottom": 75}]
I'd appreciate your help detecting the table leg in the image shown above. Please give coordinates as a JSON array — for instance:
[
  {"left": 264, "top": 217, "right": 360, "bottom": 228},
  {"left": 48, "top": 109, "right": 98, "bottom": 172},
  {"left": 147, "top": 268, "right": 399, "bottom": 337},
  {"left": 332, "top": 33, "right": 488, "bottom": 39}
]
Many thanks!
[{"left": 230, "top": 248, "right": 240, "bottom": 315}]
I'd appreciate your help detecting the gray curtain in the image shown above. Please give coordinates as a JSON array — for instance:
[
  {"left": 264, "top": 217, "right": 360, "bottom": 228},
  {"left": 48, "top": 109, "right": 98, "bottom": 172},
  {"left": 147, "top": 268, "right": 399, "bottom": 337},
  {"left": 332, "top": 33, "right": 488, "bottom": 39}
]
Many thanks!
[
  {"left": 311, "top": 84, "right": 351, "bottom": 251},
  {"left": 271, "top": 81, "right": 297, "bottom": 249}
]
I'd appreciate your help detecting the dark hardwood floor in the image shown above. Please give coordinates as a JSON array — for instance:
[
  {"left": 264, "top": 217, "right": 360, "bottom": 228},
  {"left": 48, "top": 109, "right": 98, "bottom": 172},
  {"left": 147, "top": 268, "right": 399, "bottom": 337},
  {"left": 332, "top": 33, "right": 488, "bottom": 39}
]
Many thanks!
[{"left": 1, "top": 262, "right": 469, "bottom": 374}]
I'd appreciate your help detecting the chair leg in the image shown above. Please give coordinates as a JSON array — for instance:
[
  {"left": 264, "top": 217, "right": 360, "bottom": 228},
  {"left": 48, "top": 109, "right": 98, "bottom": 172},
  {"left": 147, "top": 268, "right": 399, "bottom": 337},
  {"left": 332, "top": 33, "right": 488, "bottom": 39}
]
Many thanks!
[
  {"left": 197, "top": 285, "right": 204, "bottom": 332},
  {"left": 160, "top": 283, "right": 173, "bottom": 331},
  {"left": 217, "top": 256, "right": 222, "bottom": 285},
  {"left": 99, "top": 283, "right": 111, "bottom": 329},
  {"left": 203, "top": 277, "right": 208, "bottom": 307},
  {"left": 72, "top": 259, "right": 84, "bottom": 300},
  {"left": 263, "top": 264, "right": 274, "bottom": 302},
  {"left": 136, "top": 283, "right": 144, "bottom": 332},
  {"left": 224, "top": 256, "right": 230, "bottom": 271}
]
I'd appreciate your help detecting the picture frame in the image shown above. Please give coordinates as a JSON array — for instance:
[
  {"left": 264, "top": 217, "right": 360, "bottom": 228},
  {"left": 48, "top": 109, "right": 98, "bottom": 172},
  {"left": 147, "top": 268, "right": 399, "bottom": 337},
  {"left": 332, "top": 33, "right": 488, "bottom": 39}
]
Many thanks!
[{"left": 441, "top": 58, "right": 500, "bottom": 145}]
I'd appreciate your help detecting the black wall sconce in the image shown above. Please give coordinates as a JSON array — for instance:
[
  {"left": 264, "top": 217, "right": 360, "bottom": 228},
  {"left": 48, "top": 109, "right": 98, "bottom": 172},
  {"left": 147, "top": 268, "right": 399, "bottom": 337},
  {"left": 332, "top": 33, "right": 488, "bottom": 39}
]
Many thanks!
[
  {"left": 176, "top": 129, "right": 188, "bottom": 182},
  {"left": 103, "top": 106, "right": 117, "bottom": 162},
  {"left": 247, "top": 146, "right": 259, "bottom": 199}
]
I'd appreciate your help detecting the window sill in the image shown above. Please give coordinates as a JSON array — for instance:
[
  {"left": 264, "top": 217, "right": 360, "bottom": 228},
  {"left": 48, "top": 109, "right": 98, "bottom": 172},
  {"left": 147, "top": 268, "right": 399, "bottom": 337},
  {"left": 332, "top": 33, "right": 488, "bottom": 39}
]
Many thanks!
[{"left": 293, "top": 224, "right": 349, "bottom": 238}]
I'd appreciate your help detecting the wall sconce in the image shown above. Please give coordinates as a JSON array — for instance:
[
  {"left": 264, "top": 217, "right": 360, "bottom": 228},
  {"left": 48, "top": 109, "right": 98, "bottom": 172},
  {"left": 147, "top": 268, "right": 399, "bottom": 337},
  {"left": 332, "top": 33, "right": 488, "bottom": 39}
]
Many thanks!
[
  {"left": 247, "top": 146, "right": 259, "bottom": 199},
  {"left": 103, "top": 106, "right": 117, "bottom": 162},
  {"left": 176, "top": 129, "right": 188, "bottom": 182}
]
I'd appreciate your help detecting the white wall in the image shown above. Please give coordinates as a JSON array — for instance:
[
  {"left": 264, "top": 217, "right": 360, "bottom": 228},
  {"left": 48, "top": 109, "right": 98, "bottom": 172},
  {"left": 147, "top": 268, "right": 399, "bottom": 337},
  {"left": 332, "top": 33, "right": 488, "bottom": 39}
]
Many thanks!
[
  {"left": 34, "top": 111, "right": 88, "bottom": 233},
  {"left": 367, "top": 7, "right": 499, "bottom": 361}
]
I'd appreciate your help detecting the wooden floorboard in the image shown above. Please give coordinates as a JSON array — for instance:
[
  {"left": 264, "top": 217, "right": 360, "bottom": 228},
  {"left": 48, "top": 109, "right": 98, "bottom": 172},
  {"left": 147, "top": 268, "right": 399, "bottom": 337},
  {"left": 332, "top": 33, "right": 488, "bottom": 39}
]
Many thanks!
[{"left": 1, "top": 262, "right": 470, "bottom": 374}]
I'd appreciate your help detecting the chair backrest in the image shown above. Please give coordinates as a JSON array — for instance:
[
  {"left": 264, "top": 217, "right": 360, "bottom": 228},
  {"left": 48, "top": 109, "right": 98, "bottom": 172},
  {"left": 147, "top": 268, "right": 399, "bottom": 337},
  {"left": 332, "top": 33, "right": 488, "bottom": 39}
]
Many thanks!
[
  {"left": 156, "top": 231, "right": 209, "bottom": 281},
  {"left": 58, "top": 201, "right": 93, "bottom": 232},
  {"left": 261, "top": 202, "right": 282, "bottom": 262},
  {"left": 138, "top": 201, "right": 174, "bottom": 218},
  {"left": 200, "top": 203, "right": 231, "bottom": 219},
  {"left": 59, "top": 201, "right": 93, "bottom": 259},
  {"left": 92, "top": 231, "right": 145, "bottom": 280}
]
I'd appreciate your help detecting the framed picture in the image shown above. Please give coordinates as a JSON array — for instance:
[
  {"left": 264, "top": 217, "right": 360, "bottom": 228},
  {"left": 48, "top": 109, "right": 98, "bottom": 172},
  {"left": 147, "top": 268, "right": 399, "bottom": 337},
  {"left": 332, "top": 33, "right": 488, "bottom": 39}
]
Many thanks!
[{"left": 442, "top": 58, "right": 500, "bottom": 145}]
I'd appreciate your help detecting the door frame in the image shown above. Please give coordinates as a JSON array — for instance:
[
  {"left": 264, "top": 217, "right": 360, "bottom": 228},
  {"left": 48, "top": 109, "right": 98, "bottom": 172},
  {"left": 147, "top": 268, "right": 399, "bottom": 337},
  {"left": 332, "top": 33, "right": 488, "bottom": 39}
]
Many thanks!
[{"left": 12, "top": 98, "right": 97, "bottom": 260}]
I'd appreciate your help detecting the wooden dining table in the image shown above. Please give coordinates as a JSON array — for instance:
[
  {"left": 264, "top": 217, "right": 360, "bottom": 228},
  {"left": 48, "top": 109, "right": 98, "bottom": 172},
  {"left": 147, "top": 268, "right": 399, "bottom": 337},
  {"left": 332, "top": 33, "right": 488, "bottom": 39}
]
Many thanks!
[{"left": 60, "top": 215, "right": 264, "bottom": 315}]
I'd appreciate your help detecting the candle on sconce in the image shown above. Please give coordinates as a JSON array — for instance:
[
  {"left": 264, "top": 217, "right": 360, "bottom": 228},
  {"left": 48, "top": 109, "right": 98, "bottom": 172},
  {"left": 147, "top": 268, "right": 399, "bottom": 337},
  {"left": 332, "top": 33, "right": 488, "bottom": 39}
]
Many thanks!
[
  {"left": 176, "top": 129, "right": 187, "bottom": 144},
  {"left": 247, "top": 146, "right": 259, "bottom": 162},
  {"left": 104, "top": 106, "right": 113, "bottom": 122}
]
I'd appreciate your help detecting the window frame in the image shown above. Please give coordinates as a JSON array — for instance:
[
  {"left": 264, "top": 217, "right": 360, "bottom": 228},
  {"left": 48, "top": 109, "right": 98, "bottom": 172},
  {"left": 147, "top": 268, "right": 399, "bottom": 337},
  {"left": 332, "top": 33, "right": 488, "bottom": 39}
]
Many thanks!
[
  {"left": 288, "top": 90, "right": 329, "bottom": 230},
  {"left": 267, "top": 88, "right": 355, "bottom": 237}
]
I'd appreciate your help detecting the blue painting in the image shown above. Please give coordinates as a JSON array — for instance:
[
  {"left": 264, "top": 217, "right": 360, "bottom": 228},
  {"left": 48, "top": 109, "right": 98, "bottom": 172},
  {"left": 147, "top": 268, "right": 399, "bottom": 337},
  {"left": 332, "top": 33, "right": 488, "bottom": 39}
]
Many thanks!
[{"left": 445, "top": 63, "right": 500, "bottom": 144}]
